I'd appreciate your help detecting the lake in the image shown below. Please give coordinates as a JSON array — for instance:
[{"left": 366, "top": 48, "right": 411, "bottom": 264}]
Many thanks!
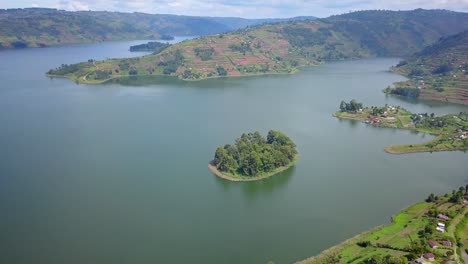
[{"left": 0, "top": 39, "right": 467, "bottom": 264}]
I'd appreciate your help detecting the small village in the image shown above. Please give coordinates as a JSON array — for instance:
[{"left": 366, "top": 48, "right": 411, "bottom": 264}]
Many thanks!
[{"left": 334, "top": 101, "right": 468, "bottom": 154}]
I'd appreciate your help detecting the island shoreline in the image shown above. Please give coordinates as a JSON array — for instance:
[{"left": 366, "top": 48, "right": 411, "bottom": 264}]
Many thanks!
[{"left": 208, "top": 156, "right": 298, "bottom": 182}]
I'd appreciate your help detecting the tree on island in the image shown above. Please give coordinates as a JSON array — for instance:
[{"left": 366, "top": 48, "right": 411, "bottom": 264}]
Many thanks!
[
  {"left": 212, "top": 130, "right": 297, "bottom": 177},
  {"left": 340, "top": 99, "right": 363, "bottom": 112}
]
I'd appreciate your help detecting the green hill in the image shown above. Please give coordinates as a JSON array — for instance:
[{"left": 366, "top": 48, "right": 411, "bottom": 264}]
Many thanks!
[
  {"left": 0, "top": 8, "right": 316, "bottom": 49},
  {"left": 47, "top": 9, "right": 468, "bottom": 83},
  {"left": 387, "top": 30, "right": 468, "bottom": 105}
]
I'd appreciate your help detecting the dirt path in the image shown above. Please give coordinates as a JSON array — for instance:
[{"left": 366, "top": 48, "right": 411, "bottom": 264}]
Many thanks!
[{"left": 462, "top": 250, "right": 468, "bottom": 264}]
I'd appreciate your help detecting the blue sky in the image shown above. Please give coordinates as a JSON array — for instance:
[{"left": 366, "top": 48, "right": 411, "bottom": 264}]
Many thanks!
[{"left": 1, "top": 0, "right": 467, "bottom": 18}]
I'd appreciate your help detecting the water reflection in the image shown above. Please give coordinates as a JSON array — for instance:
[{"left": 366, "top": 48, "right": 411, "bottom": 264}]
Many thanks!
[{"left": 212, "top": 166, "right": 295, "bottom": 199}]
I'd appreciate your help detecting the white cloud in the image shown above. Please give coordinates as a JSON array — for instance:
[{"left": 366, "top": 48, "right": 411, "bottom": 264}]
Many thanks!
[{"left": 68, "top": 1, "right": 89, "bottom": 11}]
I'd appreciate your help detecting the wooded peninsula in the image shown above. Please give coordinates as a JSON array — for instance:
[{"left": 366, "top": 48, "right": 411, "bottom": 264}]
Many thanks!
[{"left": 209, "top": 130, "right": 298, "bottom": 181}]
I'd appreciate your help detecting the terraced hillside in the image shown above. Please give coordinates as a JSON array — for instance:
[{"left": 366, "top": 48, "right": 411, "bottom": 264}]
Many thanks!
[
  {"left": 388, "top": 31, "right": 468, "bottom": 105},
  {"left": 47, "top": 9, "right": 468, "bottom": 83},
  {"left": 0, "top": 8, "right": 315, "bottom": 49}
]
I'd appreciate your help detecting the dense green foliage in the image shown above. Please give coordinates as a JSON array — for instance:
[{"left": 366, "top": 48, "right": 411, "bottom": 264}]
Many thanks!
[
  {"left": 216, "top": 66, "right": 227, "bottom": 76},
  {"left": 158, "top": 49, "right": 185, "bottom": 74},
  {"left": 193, "top": 47, "right": 215, "bottom": 61},
  {"left": 387, "top": 87, "right": 421, "bottom": 98},
  {"left": 212, "top": 131, "right": 297, "bottom": 177},
  {"left": 47, "top": 63, "right": 86, "bottom": 75},
  {"left": 228, "top": 42, "right": 252, "bottom": 54},
  {"left": 339, "top": 100, "right": 363, "bottom": 112},
  {"left": 282, "top": 27, "right": 331, "bottom": 47},
  {"left": 129, "top": 42, "right": 170, "bottom": 52},
  {"left": 160, "top": 34, "right": 175, "bottom": 40}
]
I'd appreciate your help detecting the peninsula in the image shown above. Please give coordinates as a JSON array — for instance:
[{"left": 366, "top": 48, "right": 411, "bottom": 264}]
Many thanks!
[
  {"left": 209, "top": 131, "right": 298, "bottom": 181},
  {"left": 334, "top": 100, "right": 468, "bottom": 154},
  {"left": 297, "top": 186, "right": 468, "bottom": 264}
]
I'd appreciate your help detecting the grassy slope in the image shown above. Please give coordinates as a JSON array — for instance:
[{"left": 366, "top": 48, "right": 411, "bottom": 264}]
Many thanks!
[
  {"left": 388, "top": 30, "right": 468, "bottom": 105},
  {"left": 297, "top": 197, "right": 468, "bottom": 264},
  {"left": 47, "top": 9, "right": 468, "bottom": 83},
  {"left": 0, "top": 8, "right": 314, "bottom": 49},
  {"left": 334, "top": 107, "right": 468, "bottom": 154}
]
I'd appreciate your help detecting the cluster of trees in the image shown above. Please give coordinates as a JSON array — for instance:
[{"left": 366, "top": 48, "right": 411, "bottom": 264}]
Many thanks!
[
  {"left": 449, "top": 186, "right": 468, "bottom": 203},
  {"left": 212, "top": 130, "right": 297, "bottom": 177},
  {"left": 282, "top": 26, "right": 331, "bottom": 47},
  {"left": 339, "top": 99, "right": 363, "bottom": 112},
  {"left": 413, "top": 113, "right": 466, "bottom": 129},
  {"left": 129, "top": 42, "right": 170, "bottom": 53},
  {"left": 160, "top": 34, "right": 174, "bottom": 40},
  {"left": 426, "top": 185, "right": 467, "bottom": 204},
  {"left": 158, "top": 49, "right": 185, "bottom": 74},
  {"left": 432, "top": 64, "right": 453, "bottom": 75},
  {"left": 193, "top": 47, "right": 215, "bottom": 61},
  {"left": 47, "top": 63, "right": 82, "bottom": 75},
  {"left": 388, "top": 87, "right": 420, "bottom": 98},
  {"left": 228, "top": 42, "right": 252, "bottom": 55},
  {"left": 216, "top": 66, "right": 228, "bottom": 76}
]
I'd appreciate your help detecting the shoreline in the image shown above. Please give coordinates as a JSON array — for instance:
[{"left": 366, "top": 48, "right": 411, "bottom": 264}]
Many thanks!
[
  {"left": 48, "top": 67, "right": 304, "bottom": 85},
  {"left": 333, "top": 111, "right": 467, "bottom": 155},
  {"left": 295, "top": 225, "right": 384, "bottom": 264},
  {"left": 208, "top": 156, "right": 298, "bottom": 182}
]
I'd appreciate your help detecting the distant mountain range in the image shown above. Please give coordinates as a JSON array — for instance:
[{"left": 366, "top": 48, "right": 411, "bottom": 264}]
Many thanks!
[
  {"left": 0, "top": 8, "right": 316, "bottom": 49},
  {"left": 47, "top": 9, "right": 468, "bottom": 87},
  {"left": 389, "top": 30, "right": 468, "bottom": 105}
]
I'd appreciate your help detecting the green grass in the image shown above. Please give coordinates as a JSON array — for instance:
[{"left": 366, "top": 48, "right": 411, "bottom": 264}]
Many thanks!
[{"left": 297, "top": 198, "right": 467, "bottom": 264}]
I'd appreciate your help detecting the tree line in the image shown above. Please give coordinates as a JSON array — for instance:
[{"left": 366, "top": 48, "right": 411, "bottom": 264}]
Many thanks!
[{"left": 212, "top": 130, "right": 297, "bottom": 177}]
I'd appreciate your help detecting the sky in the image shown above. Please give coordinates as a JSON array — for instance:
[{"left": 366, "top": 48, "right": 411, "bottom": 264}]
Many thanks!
[{"left": 0, "top": 0, "right": 467, "bottom": 18}]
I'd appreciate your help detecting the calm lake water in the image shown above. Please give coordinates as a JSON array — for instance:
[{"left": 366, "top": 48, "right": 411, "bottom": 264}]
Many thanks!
[{"left": 0, "top": 39, "right": 467, "bottom": 264}]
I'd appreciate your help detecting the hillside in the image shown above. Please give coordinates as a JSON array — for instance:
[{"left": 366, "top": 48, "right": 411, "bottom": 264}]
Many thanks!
[
  {"left": 47, "top": 9, "right": 468, "bottom": 84},
  {"left": 387, "top": 30, "right": 468, "bottom": 105},
  {"left": 297, "top": 187, "right": 468, "bottom": 264},
  {"left": 0, "top": 8, "right": 315, "bottom": 49}
]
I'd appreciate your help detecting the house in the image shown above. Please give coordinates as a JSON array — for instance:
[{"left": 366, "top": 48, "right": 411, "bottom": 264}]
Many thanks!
[
  {"left": 423, "top": 253, "right": 435, "bottom": 261},
  {"left": 428, "top": 240, "right": 438, "bottom": 248},
  {"left": 372, "top": 117, "right": 381, "bottom": 123},
  {"left": 441, "top": 240, "right": 452, "bottom": 247},
  {"left": 436, "top": 226, "right": 445, "bottom": 233},
  {"left": 438, "top": 214, "right": 449, "bottom": 221},
  {"left": 437, "top": 222, "right": 445, "bottom": 228}
]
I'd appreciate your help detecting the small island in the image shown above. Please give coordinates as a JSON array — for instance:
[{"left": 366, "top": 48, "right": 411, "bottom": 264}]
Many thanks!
[
  {"left": 209, "top": 130, "right": 298, "bottom": 181},
  {"left": 334, "top": 100, "right": 468, "bottom": 154},
  {"left": 129, "top": 41, "right": 171, "bottom": 52}
]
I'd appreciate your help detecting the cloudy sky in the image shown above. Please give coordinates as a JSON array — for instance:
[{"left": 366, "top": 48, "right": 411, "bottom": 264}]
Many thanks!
[{"left": 1, "top": 0, "right": 467, "bottom": 18}]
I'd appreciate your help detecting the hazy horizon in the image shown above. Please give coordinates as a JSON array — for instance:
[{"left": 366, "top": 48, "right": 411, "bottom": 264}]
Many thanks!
[{"left": 1, "top": 0, "right": 467, "bottom": 19}]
